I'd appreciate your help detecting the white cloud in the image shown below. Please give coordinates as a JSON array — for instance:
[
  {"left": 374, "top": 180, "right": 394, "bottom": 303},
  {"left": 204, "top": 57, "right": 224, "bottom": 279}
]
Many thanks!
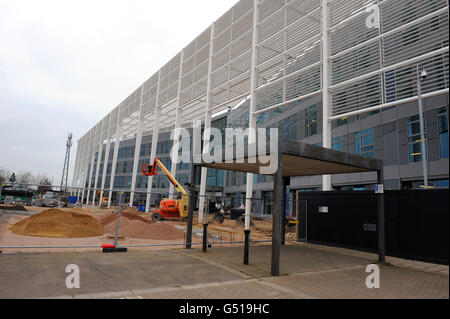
[{"left": 0, "top": 0, "right": 239, "bottom": 182}]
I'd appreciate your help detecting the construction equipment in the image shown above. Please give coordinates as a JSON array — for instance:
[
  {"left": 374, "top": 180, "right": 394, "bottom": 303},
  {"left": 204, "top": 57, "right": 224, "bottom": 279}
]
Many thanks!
[
  {"left": 95, "top": 190, "right": 109, "bottom": 208},
  {"left": 34, "top": 191, "right": 58, "bottom": 207},
  {"left": 58, "top": 195, "right": 73, "bottom": 208},
  {"left": 212, "top": 202, "right": 230, "bottom": 224},
  {"left": 141, "top": 158, "right": 189, "bottom": 222}
]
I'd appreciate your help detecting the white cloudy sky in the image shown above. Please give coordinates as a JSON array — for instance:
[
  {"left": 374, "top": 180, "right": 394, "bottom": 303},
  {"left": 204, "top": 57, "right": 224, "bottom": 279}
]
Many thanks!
[{"left": 0, "top": 0, "right": 238, "bottom": 185}]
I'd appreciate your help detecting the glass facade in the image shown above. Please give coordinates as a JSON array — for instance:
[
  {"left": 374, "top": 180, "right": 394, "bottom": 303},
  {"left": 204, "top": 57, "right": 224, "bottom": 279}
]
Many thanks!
[
  {"left": 304, "top": 104, "right": 318, "bottom": 137},
  {"left": 408, "top": 114, "right": 427, "bottom": 163},
  {"left": 332, "top": 136, "right": 343, "bottom": 151},
  {"left": 355, "top": 128, "right": 375, "bottom": 158},
  {"left": 437, "top": 106, "right": 449, "bottom": 159}
]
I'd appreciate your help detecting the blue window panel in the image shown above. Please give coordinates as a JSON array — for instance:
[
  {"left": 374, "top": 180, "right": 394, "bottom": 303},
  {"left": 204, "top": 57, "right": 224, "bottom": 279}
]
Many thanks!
[
  {"left": 332, "top": 137, "right": 343, "bottom": 151},
  {"left": 361, "top": 145, "right": 374, "bottom": 153},
  {"left": 355, "top": 136, "right": 361, "bottom": 154},
  {"left": 284, "top": 118, "right": 291, "bottom": 140},
  {"left": 217, "top": 171, "right": 224, "bottom": 186},
  {"left": 362, "top": 128, "right": 374, "bottom": 135},
  {"left": 207, "top": 176, "right": 216, "bottom": 186},
  {"left": 438, "top": 109, "right": 449, "bottom": 159},
  {"left": 436, "top": 179, "right": 449, "bottom": 187},
  {"left": 440, "top": 131, "right": 449, "bottom": 159},
  {"left": 409, "top": 143, "right": 423, "bottom": 163}
]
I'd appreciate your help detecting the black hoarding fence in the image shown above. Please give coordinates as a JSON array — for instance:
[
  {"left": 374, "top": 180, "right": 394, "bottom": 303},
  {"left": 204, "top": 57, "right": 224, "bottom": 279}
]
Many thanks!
[{"left": 296, "top": 189, "right": 449, "bottom": 265}]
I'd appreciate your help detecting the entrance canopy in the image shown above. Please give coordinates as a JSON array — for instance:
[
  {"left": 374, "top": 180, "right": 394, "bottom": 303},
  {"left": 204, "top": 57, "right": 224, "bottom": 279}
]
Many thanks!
[
  {"left": 187, "top": 138, "right": 385, "bottom": 277},
  {"left": 200, "top": 139, "right": 383, "bottom": 176}
]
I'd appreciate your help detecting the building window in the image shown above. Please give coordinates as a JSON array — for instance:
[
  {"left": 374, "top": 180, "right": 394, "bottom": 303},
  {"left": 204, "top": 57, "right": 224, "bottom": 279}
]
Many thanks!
[
  {"left": 274, "top": 106, "right": 284, "bottom": 118},
  {"left": 408, "top": 114, "right": 427, "bottom": 163},
  {"left": 290, "top": 114, "right": 298, "bottom": 140},
  {"left": 114, "top": 176, "right": 124, "bottom": 188},
  {"left": 140, "top": 144, "right": 146, "bottom": 156},
  {"left": 206, "top": 169, "right": 224, "bottom": 187},
  {"left": 355, "top": 128, "right": 375, "bottom": 158},
  {"left": 332, "top": 136, "right": 343, "bottom": 151},
  {"left": 437, "top": 106, "right": 449, "bottom": 159},
  {"left": 278, "top": 120, "right": 285, "bottom": 140},
  {"left": 121, "top": 146, "right": 134, "bottom": 158},
  {"left": 305, "top": 104, "right": 318, "bottom": 137},
  {"left": 337, "top": 117, "right": 348, "bottom": 127},
  {"left": 284, "top": 118, "right": 291, "bottom": 140},
  {"left": 256, "top": 113, "right": 269, "bottom": 125},
  {"left": 118, "top": 148, "right": 125, "bottom": 159},
  {"left": 125, "top": 176, "right": 132, "bottom": 188},
  {"left": 404, "top": 179, "right": 449, "bottom": 190}
]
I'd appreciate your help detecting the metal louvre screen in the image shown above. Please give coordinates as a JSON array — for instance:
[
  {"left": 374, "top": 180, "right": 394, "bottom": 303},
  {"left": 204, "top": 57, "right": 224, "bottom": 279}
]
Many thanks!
[
  {"left": 100, "top": 114, "right": 109, "bottom": 143},
  {"left": 158, "top": 54, "right": 181, "bottom": 105},
  {"left": 332, "top": 76, "right": 382, "bottom": 115},
  {"left": 180, "top": 27, "right": 211, "bottom": 107},
  {"left": 210, "top": 0, "right": 254, "bottom": 111},
  {"left": 109, "top": 106, "right": 119, "bottom": 136},
  {"left": 94, "top": 122, "right": 102, "bottom": 145},
  {"left": 330, "top": 0, "right": 449, "bottom": 117},
  {"left": 142, "top": 73, "right": 159, "bottom": 116},
  {"left": 255, "top": 0, "right": 322, "bottom": 113}
]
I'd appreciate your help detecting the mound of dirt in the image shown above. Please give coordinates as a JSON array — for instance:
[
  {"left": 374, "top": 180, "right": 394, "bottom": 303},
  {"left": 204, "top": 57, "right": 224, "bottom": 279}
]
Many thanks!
[
  {"left": 9, "top": 209, "right": 104, "bottom": 238},
  {"left": 122, "top": 206, "right": 139, "bottom": 214},
  {"left": 64, "top": 207, "right": 87, "bottom": 214},
  {"left": 101, "top": 211, "right": 184, "bottom": 240},
  {"left": 98, "top": 211, "right": 154, "bottom": 226}
]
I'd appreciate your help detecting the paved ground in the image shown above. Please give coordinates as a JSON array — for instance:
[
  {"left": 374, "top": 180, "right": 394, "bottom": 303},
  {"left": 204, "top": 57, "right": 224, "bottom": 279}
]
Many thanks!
[
  {"left": 0, "top": 250, "right": 241, "bottom": 298},
  {"left": 0, "top": 243, "right": 448, "bottom": 299}
]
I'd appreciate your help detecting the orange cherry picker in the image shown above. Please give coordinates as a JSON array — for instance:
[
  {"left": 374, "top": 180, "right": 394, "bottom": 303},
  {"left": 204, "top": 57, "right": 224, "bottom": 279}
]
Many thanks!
[{"left": 141, "top": 158, "right": 189, "bottom": 221}]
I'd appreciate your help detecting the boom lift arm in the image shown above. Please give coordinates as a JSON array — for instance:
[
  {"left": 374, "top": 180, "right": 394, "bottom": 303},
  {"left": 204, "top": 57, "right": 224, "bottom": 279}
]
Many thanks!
[
  {"left": 141, "top": 158, "right": 187, "bottom": 195},
  {"left": 142, "top": 157, "right": 190, "bottom": 221}
]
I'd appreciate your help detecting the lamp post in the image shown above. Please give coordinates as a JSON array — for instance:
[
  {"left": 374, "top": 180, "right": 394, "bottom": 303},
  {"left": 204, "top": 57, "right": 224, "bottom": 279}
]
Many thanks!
[{"left": 416, "top": 65, "right": 429, "bottom": 189}]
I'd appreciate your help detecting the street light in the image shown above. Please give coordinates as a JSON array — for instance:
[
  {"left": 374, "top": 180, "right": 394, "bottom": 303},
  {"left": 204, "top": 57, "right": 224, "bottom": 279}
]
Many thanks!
[{"left": 416, "top": 65, "right": 429, "bottom": 189}]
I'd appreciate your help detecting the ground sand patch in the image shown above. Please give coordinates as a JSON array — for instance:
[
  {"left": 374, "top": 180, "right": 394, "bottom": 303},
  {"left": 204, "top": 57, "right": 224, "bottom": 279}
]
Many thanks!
[
  {"left": 101, "top": 211, "right": 185, "bottom": 240},
  {"left": 9, "top": 209, "right": 104, "bottom": 238}
]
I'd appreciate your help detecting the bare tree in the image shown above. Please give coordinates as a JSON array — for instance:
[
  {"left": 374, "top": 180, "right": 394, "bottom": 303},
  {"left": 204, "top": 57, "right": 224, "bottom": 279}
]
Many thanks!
[
  {"left": 36, "top": 175, "right": 53, "bottom": 193},
  {"left": 0, "top": 167, "right": 12, "bottom": 186},
  {"left": 16, "top": 171, "right": 35, "bottom": 187}
]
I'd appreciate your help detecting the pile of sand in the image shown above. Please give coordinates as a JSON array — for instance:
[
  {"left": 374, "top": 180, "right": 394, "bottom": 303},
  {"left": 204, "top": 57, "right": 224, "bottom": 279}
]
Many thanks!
[
  {"left": 100, "top": 212, "right": 185, "bottom": 240},
  {"left": 9, "top": 209, "right": 104, "bottom": 238}
]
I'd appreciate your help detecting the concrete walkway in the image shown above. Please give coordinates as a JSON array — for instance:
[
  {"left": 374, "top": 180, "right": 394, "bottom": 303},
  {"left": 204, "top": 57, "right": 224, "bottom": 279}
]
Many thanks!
[{"left": 0, "top": 243, "right": 448, "bottom": 299}]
